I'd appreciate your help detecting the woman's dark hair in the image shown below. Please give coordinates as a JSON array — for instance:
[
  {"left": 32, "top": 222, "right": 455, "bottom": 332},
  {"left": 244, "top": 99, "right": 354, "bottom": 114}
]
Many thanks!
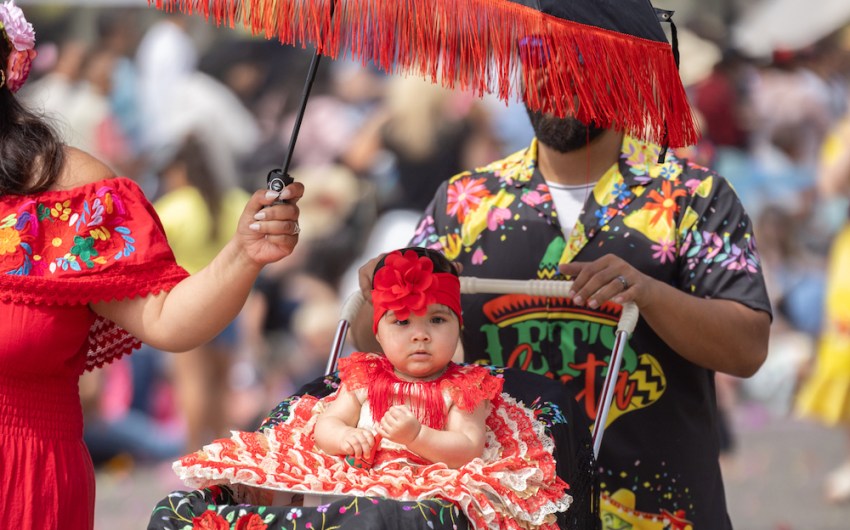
[
  {"left": 371, "top": 247, "right": 458, "bottom": 288},
  {"left": 0, "top": 35, "right": 66, "bottom": 195},
  {"left": 161, "top": 134, "right": 224, "bottom": 240}
]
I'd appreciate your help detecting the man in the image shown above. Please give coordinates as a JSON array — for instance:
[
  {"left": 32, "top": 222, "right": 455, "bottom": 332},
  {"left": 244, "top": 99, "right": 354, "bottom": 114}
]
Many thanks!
[{"left": 352, "top": 108, "right": 771, "bottom": 528}]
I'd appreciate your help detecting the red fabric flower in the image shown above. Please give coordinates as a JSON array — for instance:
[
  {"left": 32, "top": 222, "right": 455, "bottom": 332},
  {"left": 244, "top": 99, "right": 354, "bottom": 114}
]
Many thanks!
[
  {"left": 235, "top": 513, "right": 269, "bottom": 530},
  {"left": 192, "top": 511, "right": 230, "bottom": 530},
  {"left": 371, "top": 250, "right": 462, "bottom": 333},
  {"left": 373, "top": 250, "right": 435, "bottom": 320}
]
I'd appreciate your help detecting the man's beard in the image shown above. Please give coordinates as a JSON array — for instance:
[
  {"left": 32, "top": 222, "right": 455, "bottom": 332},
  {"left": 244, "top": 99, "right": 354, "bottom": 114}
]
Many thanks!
[{"left": 525, "top": 108, "right": 606, "bottom": 153}]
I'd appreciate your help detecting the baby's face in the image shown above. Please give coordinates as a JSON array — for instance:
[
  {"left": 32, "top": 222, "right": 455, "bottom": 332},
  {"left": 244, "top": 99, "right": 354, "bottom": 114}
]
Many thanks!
[{"left": 375, "top": 304, "right": 460, "bottom": 382}]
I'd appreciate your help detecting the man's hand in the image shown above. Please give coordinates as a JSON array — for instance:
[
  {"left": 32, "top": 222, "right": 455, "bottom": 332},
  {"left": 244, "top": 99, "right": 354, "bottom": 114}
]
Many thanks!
[{"left": 559, "top": 254, "right": 659, "bottom": 310}]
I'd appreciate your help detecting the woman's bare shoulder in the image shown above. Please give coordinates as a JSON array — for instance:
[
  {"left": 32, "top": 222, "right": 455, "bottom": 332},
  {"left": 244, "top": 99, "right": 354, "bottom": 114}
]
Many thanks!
[{"left": 54, "top": 147, "right": 118, "bottom": 190}]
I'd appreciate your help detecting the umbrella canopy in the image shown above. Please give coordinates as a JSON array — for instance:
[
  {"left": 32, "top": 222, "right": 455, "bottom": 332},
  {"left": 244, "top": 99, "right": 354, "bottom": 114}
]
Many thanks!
[
  {"left": 157, "top": 0, "right": 699, "bottom": 148},
  {"left": 733, "top": 0, "right": 850, "bottom": 59}
]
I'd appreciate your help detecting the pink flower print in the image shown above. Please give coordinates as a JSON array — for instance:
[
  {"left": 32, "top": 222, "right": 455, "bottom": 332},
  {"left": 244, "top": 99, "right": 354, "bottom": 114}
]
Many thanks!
[
  {"left": 651, "top": 238, "right": 676, "bottom": 264},
  {"left": 446, "top": 177, "right": 488, "bottom": 223},
  {"left": 472, "top": 247, "right": 487, "bottom": 265},
  {"left": 521, "top": 190, "right": 544, "bottom": 207},
  {"left": 486, "top": 207, "right": 511, "bottom": 230}
]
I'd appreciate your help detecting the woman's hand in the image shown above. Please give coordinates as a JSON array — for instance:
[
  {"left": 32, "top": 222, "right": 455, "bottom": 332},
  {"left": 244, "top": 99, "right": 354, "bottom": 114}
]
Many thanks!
[
  {"left": 559, "top": 254, "right": 660, "bottom": 310},
  {"left": 236, "top": 183, "right": 305, "bottom": 267},
  {"left": 377, "top": 405, "right": 422, "bottom": 445}
]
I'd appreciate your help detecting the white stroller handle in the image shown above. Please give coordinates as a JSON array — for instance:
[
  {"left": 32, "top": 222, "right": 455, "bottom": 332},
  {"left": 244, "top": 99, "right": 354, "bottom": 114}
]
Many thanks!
[{"left": 458, "top": 277, "right": 639, "bottom": 336}]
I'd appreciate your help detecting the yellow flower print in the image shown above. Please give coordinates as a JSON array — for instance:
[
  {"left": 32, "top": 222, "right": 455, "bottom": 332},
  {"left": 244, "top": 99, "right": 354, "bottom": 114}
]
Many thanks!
[
  {"left": 90, "top": 227, "right": 111, "bottom": 241},
  {"left": 439, "top": 233, "right": 463, "bottom": 261},
  {"left": 0, "top": 226, "right": 21, "bottom": 255},
  {"left": 561, "top": 220, "right": 588, "bottom": 263},
  {"left": 460, "top": 190, "right": 515, "bottom": 247},
  {"left": 592, "top": 165, "right": 625, "bottom": 206},
  {"left": 694, "top": 175, "right": 713, "bottom": 198},
  {"left": 102, "top": 192, "right": 114, "bottom": 214},
  {"left": 51, "top": 200, "right": 72, "bottom": 221}
]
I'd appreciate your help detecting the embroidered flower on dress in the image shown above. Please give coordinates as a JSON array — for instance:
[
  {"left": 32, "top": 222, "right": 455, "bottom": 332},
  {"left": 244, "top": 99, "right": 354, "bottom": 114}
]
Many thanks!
[{"left": 0, "top": 1, "right": 37, "bottom": 93}]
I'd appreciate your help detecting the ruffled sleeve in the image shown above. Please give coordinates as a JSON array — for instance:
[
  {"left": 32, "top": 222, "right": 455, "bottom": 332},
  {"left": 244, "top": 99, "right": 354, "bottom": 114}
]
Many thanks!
[
  {"left": 443, "top": 364, "right": 504, "bottom": 413},
  {"left": 0, "top": 177, "right": 190, "bottom": 370},
  {"left": 338, "top": 352, "right": 387, "bottom": 391}
]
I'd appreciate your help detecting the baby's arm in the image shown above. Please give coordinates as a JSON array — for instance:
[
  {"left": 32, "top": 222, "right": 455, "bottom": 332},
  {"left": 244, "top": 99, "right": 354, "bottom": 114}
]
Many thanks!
[
  {"left": 378, "top": 402, "right": 488, "bottom": 469},
  {"left": 314, "top": 389, "right": 375, "bottom": 458}
]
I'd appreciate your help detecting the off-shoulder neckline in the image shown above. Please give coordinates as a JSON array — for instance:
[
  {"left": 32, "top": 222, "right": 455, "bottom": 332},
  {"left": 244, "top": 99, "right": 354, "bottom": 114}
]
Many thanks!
[{"left": 1, "top": 176, "right": 139, "bottom": 200}]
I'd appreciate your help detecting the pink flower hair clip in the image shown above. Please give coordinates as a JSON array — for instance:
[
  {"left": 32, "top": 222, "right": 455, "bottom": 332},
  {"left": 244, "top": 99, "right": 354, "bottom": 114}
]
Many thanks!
[{"left": 0, "top": 0, "right": 37, "bottom": 93}]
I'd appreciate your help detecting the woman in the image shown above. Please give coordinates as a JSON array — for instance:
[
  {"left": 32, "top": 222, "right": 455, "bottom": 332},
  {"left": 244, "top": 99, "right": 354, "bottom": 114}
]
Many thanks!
[{"left": 0, "top": 3, "right": 304, "bottom": 528}]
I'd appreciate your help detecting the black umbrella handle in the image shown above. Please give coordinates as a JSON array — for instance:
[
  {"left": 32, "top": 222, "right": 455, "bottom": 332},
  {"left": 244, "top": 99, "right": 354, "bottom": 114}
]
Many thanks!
[{"left": 267, "top": 0, "right": 337, "bottom": 195}]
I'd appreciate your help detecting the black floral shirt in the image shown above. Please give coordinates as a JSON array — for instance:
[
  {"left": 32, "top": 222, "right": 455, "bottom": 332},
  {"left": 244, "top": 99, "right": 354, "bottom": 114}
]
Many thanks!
[{"left": 410, "top": 137, "right": 771, "bottom": 529}]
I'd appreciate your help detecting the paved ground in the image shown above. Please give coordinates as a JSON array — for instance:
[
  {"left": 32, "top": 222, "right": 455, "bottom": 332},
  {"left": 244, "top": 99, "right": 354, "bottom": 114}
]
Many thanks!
[{"left": 96, "top": 403, "right": 850, "bottom": 529}]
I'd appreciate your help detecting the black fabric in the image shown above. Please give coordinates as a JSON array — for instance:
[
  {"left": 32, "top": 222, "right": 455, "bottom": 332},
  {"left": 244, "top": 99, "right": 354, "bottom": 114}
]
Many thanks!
[
  {"left": 149, "top": 368, "right": 597, "bottom": 529},
  {"left": 148, "top": 486, "right": 472, "bottom": 530},
  {"left": 507, "top": 0, "right": 668, "bottom": 43}
]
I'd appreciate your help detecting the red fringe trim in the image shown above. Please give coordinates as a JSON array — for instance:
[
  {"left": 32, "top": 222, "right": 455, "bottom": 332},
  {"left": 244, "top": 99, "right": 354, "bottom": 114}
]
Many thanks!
[
  {"left": 154, "top": 0, "right": 699, "bottom": 147},
  {"left": 368, "top": 365, "right": 448, "bottom": 431}
]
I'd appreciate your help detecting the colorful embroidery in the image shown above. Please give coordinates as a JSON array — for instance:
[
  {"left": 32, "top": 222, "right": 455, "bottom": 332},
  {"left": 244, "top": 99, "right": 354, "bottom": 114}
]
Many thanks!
[{"left": 1, "top": 184, "right": 137, "bottom": 276}]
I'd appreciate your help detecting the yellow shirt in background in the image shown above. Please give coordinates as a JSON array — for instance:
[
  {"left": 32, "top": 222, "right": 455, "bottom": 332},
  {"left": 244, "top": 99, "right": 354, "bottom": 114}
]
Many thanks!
[{"left": 154, "top": 186, "right": 249, "bottom": 274}]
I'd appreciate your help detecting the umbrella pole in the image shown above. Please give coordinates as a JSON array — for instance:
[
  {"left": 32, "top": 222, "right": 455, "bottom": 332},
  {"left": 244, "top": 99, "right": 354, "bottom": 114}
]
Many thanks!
[
  {"left": 267, "top": 48, "right": 324, "bottom": 193},
  {"left": 591, "top": 329, "right": 628, "bottom": 459}
]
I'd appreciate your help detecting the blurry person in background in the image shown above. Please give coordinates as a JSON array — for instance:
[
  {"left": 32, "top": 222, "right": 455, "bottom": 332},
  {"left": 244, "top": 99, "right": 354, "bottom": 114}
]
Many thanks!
[
  {"left": 344, "top": 75, "right": 499, "bottom": 213},
  {"left": 63, "top": 48, "right": 134, "bottom": 175},
  {"left": 795, "top": 112, "right": 850, "bottom": 504},
  {"left": 136, "top": 12, "right": 260, "bottom": 196},
  {"left": 95, "top": 10, "right": 143, "bottom": 160},
  {"left": 153, "top": 133, "right": 252, "bottom": 451}
]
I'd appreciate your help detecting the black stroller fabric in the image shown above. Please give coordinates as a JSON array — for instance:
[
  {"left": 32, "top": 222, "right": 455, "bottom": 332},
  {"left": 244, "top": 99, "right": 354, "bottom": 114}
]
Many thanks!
[{"left": 147, "top": 366, "right": 598, "bottom": 529}]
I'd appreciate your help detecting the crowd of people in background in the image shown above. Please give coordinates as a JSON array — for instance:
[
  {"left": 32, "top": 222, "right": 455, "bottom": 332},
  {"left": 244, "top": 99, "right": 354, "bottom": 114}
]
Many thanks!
[{"left": 17, "top": 6, "right": 850, "bottom": 504}]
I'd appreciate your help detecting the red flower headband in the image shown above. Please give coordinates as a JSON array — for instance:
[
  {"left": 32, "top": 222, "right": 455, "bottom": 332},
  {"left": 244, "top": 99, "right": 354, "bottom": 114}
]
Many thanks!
[{"left": 371, "top": 250, "right": 462, "bottom": 333}]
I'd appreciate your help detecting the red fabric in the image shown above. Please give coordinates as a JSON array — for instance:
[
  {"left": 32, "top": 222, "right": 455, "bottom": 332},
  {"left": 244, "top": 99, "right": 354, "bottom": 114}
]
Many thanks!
[
  {"left": 339, "top": 353, "right": 501, "bottom": 431},
  {"left": 371, "top": 249, "right": 462, "bottom": 333},
  {"left": 176, "top": 353, "right": 568, "bottom": 529},
  {"left": 0, "top": 177, "right": 188, "bottom": 529},
  {"left": 160, "top": 0, "right": 699, "bottom": 148}
]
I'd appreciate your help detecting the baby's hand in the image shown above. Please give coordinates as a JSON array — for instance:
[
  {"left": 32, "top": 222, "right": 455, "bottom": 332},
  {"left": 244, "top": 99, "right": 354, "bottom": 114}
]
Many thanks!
[
  {"left": 339, "top": 427, "right": 375, "bottom": 458},
  {"left": 377, "top": 405, "right": 422, "bottom": 445}
]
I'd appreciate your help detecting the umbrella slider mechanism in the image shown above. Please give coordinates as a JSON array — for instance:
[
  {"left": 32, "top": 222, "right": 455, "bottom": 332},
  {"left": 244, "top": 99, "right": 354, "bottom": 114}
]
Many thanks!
[{"left": 267, "top": 168, "right": 294, "bottom": 205}]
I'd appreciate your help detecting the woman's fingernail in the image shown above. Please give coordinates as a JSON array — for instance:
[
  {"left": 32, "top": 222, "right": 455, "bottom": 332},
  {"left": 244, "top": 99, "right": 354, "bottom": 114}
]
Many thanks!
[
  {"left": 249, "top": 222, "right": 261, "bottom": 231},
  {"left": 588, "top": 299, "right": 598, "bottom": 309},
  {"left": 573, "top": 296, "right": 584, "bottom": 306},
  {"left": 265, "top": 190, "right": 280, "bottom": 200},
  {"left": 253, "top": 211, "right": 266, "bottom": 221},
  {"left": 568, "top": 290, "right": 576, "bottom": 298}
]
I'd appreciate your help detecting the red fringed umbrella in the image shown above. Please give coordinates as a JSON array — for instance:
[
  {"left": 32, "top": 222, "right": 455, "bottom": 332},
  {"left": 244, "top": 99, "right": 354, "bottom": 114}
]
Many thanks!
[{"left": 154, "top": 0, "right": 698, "bottom": 187}]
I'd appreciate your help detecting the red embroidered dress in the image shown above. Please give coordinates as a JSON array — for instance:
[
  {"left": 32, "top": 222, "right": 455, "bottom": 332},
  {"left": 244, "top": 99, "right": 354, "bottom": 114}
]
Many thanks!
[
  {"left": 175, "top": 352, "right": 572, "bottom": 529},
  {"left": 0, "top": 177, "right": 188, "bottom": 529}
]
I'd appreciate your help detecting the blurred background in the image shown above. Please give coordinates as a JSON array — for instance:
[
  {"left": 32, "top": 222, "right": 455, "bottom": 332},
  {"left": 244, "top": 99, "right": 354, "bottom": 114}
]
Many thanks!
[{"left": 13, "top": 0, "right": 850, "bottom": 527}]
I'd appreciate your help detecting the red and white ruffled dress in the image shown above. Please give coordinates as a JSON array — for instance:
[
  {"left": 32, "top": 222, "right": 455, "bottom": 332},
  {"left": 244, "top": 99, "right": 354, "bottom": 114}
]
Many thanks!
[{"left": 175, "top": 352, "right": 572, "bottom": 529}]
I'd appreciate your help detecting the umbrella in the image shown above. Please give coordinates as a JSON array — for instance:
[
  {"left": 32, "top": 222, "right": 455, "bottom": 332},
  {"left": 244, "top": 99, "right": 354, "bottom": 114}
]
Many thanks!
[
  {"left": 733, "top": 0, "right": 850, "bottom": 59},
  {"left": 154, "top": 0, "right": 699, "bottom": 188}
]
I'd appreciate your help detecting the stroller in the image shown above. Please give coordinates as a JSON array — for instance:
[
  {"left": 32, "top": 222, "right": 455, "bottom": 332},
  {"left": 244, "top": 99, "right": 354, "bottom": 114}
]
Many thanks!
[{"left": 148, "top": 278, "right": 638, "bottom": 530}]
